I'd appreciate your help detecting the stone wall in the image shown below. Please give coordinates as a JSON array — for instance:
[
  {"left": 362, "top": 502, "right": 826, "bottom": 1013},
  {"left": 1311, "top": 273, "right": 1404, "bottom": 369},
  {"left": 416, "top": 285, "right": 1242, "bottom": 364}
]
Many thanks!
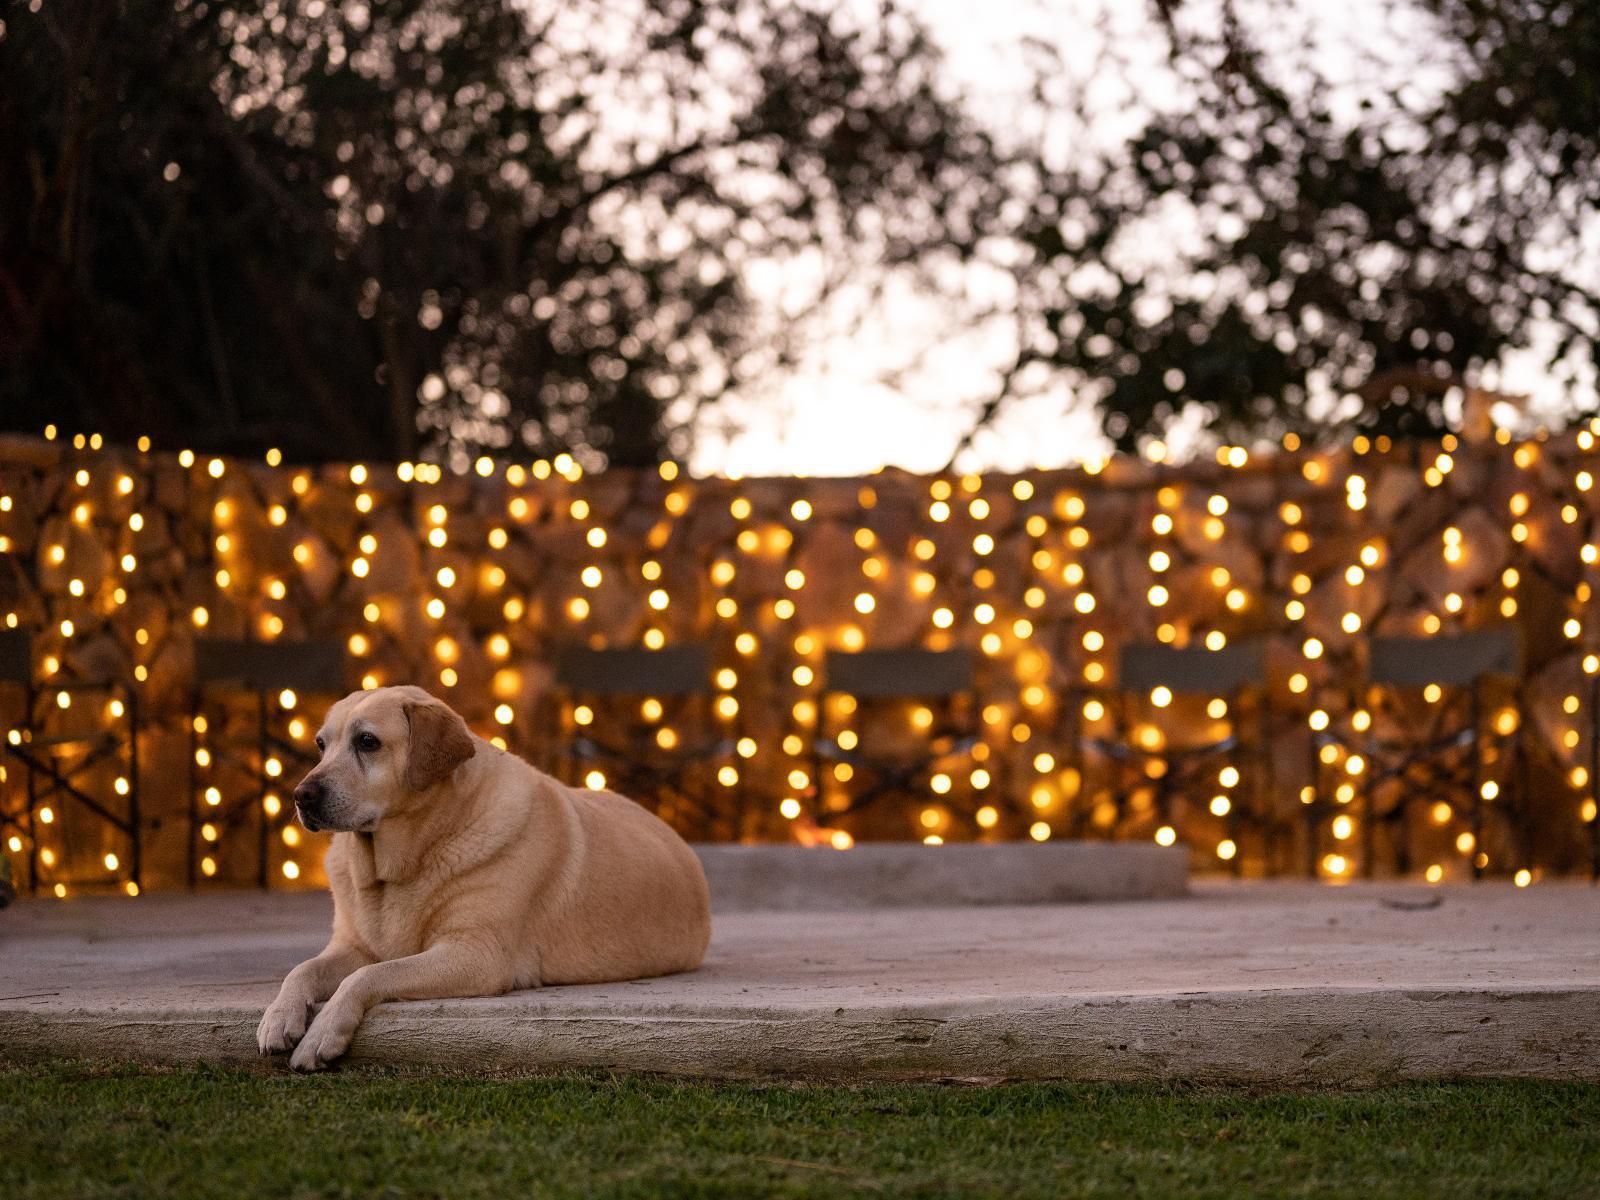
[{"left": 2, "top": 428, "right": 1597, "bottom": 894}]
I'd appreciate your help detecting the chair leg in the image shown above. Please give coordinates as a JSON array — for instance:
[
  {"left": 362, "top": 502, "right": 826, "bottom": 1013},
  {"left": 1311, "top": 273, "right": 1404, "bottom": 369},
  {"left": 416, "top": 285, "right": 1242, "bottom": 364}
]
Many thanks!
[
  {"left": 188, "top": 691, "right": 200, "bottom": 889},
  {"left": 1392, "top": 778, "right": 1412, "bottom": 877},
  {"left": 1511, "top": 711, "right": 1529, "bottom": 875},
  {"left": 1155, "top": 758, "right": 1172, "bottom": 841},
  {"left": 1305, "top": 734, "right": 1323, "bottom": 879},
  {"left": 1469, "top": 685, "right": 1484, "bottom": 882},
  {"left": 1114, "top": 692, "right": 1133, "bottom": 834},
  {"left": 730, "top": 721, "right": 746, "bottom": 841},
  {"left": 1257, "top": 697, "right": 1279, "bottom": 875},
  {"left": 1229, "top": 795, "right": 1243, "bottom": 879},
  {"left": 23, "top": 680, "right": 38, "bottom": 894},
  {"left": 1361, "top": 751, "right": 1376, "bottom": 880},
  {"left": 1590, "top": 674, "right": 1600, "bottom": 882},
  {"left": 127, "top": 689, "right": 142, "bottom": 892},
  {"left": 811, "top": 705, "right": 829, "bottom": 827},
  {"left": 988, "top": 755, "right": 1006, "bottom": 839},
  {"left": 24, "top": 747, "right": 38, "bottom": 895},
  {"left": 1065, "top": 695, "right": 1085, "bottom": 839},
  {"left": 257, "top": 691, "right": 270, "bottom": 890},
  {"left": 1515, "top": 687, "right": 1534, "bottom": 874}
]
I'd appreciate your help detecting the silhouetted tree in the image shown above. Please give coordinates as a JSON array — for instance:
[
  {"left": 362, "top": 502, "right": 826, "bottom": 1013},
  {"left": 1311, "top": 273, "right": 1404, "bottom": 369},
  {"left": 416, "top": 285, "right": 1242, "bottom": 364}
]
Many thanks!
[
  {"left": 8, "top": 0, "right": 1594, "bottom": 467},
  {"left": 0, "top": 0, "right": 999, "bottom": 466},
  {"left": 962, "top": 0, "right": 1600, "bottom": 455}
]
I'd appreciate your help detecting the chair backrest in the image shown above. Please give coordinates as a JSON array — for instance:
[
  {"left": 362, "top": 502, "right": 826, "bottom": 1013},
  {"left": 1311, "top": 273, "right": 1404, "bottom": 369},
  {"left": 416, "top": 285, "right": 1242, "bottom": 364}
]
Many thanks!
[
  {"left": 194, "top": 638, "right": 347, "bottom": 693},
  {"left": 823, "top": 648, "right": 974, "bottom": 698},
  {"left": 1119, "top": 639, "right": 1267, "bottom": 695},
  {"left": 554, "top": 644, "right": 711, "bottom": 696},
  {"left": 0, "top": 629, "right": 27, "bottom": 685},
  {"left": 1368, "top": 627, "right": 1521, "bottom": 688}
]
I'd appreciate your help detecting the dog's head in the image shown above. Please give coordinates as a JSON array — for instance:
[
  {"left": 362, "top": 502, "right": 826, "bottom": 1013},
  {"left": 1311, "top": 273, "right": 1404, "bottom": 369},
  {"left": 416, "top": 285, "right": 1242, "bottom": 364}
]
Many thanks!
[{"left": 293, "top": 686, "right": 476, "bottom": 833}]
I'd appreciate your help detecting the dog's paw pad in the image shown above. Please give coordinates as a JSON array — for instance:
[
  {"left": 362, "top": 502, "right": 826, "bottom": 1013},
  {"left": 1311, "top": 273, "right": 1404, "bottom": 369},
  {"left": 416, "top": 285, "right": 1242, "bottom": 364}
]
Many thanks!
[
  {"left": 257, "top": 1000, "right": 309, "bottom": 1055},
  {"left": 289, "top": 1038, "right": 337, "bottom": 1072},
  {"left": 288, "top": 1017, "right": 353, "bottom": 1072}
]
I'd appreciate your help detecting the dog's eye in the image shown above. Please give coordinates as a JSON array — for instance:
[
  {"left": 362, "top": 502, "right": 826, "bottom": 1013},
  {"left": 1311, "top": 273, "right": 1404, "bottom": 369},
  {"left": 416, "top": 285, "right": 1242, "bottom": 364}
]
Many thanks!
[
  {"left": 315, "top": 735, "right": 325, "bottom": 753},
  {"left": 354, "top": 732, "right": 381, "bottom": 753}
]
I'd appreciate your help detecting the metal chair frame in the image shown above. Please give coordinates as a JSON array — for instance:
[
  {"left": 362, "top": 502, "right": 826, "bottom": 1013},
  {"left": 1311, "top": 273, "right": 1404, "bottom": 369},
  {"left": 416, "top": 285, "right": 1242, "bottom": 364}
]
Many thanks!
[
  {"left": 188, "top": 638, "right": 345, "bottom": 888},
  {"left": 0, "top": 629, "right": 141, "bottom": 894},
  {"left": 1063, "top": 639, "right": 1277, "bottom": 873},
  {"left": 1308, "top": 627, "right": 1526, "bottom": 879},
  {"left": 551, "top": 644, "right": 739, "bottom": 837},
  {"left": 812, "top": 647, "right": 985, "bottom": 827}
]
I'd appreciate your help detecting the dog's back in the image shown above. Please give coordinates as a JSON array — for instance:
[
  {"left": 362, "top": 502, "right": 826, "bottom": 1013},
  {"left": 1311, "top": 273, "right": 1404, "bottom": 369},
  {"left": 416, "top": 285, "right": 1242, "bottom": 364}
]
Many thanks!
[{"left": 529, "top": 781, "right": 711, "bottom": 985}]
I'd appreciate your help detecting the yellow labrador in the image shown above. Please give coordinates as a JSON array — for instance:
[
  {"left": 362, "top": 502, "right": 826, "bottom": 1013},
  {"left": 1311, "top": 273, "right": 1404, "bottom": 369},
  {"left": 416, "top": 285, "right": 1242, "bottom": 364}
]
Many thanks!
[{"left": 257, "top": 685, "right": 711, "bottom": 1072}]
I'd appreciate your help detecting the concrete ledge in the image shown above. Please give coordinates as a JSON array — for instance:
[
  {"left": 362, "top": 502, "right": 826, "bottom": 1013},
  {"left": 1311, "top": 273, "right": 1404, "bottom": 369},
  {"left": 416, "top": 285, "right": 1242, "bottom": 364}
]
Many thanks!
[
  {"left": 7, "top": 987, "right": 1597, "bottom": 1084},
  {"left": 695, "top": 842, "right": 1188, "bottom": 910},
  {"left": 4, "top": 883, "right": 1599, "bottom": 1083}
]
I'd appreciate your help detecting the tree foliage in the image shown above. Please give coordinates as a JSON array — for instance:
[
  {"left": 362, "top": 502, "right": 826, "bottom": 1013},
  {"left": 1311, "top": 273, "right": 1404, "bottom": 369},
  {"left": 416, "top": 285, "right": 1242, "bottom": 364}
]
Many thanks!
[
  {"left": 976, "top": 0, "right": 1600, "bottom": 454},
  {"left": 3, "top": 0, "right": 1595, "bottom": 466},
  {"left": 0, "top": 0, "right": 997, "bottom": 466}
]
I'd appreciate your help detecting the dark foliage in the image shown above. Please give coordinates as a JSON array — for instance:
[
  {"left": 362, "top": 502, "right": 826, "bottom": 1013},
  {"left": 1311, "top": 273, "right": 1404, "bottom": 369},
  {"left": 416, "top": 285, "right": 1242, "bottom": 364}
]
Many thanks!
[
  {"left": 974, "top": 0, "right": 1600, "bottom": 454},
  {"left": 3, "top": 0, "right": 1594, "bottom": 466},
  {"left": 0, "top": 0, "right": 998, "bottom": 466}
]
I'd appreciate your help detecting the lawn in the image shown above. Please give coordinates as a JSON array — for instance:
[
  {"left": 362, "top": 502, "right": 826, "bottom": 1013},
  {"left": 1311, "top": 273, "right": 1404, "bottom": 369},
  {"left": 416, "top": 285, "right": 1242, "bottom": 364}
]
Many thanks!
[{"left": 3, "top": 1062, "right": 1597, "bottom": 1199}]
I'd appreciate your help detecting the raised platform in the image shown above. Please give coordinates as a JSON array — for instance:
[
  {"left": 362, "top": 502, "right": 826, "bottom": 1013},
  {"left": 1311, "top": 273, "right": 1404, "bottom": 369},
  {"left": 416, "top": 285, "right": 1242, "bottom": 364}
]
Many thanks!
[
  {"left": 695, "top": 841, "right": 1187, "bottom": 909},
  {"left": 4, "top": 879, "right": 1598, "bottom": 1083}
]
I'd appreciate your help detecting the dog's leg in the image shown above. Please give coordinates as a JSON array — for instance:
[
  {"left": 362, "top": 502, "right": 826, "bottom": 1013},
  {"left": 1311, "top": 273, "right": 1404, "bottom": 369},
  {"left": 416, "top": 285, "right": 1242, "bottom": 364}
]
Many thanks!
[
  {"left": 290, "top": 940, "right": 513, "bottom": 1072},
  {"left": 258, "top": 940, "right": 372, "bottom": 1055}
]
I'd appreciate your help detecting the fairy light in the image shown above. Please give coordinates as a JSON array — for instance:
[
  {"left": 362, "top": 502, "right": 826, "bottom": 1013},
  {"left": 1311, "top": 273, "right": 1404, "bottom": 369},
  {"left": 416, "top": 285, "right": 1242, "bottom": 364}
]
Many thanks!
[
  {"left": 1146, "top": 486, "right": 1180, "bottom": 639},
  {"left": 7, "top": 427, "right": 1599, "bottom": 888}
]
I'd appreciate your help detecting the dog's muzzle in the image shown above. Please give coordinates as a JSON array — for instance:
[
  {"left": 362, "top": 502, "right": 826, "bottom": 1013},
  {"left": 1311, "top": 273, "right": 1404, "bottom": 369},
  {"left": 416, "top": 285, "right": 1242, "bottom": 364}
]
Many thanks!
[{"left": 294, "top": 778, "right": 328, "bottom": 832}]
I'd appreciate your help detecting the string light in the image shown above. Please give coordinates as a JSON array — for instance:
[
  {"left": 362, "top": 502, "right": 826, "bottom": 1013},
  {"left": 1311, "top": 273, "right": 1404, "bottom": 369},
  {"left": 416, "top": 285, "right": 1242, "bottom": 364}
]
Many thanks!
[{"left": 6, "top": 424, "right": 1595, "bottom": 887}]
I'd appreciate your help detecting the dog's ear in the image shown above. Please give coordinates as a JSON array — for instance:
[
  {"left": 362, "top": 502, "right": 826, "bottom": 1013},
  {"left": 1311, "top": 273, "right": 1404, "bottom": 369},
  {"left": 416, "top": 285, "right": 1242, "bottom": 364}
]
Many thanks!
[{"left": 402, "top": 698, "right": 476, "bottom": 790}]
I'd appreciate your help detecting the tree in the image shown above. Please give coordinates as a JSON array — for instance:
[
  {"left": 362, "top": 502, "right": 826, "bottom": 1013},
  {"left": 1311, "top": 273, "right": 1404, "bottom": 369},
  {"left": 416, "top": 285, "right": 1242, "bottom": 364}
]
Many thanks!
[
  {"left": 962, "top": 0, "right": 1600, "bottom": 456},
  {"left": 0, "top": 0, "right": 1000, "bottom": 466}
]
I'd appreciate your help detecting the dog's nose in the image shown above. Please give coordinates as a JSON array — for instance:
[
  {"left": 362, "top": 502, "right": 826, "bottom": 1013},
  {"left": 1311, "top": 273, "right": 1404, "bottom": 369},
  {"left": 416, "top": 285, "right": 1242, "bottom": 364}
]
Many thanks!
[{"left": 294, "top": 778, "right": 325, "bottom": 808}]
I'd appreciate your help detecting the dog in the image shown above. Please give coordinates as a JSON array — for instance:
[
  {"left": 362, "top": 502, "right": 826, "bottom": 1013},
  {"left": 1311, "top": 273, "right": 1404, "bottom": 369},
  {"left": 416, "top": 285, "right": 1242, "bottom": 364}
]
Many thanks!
[{"left": 256, "top": 684, "right": 711, "bottom": 1072}]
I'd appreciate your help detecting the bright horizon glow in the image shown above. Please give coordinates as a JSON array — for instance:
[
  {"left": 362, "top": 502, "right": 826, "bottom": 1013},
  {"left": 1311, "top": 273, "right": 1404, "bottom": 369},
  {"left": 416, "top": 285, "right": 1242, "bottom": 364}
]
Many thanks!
[{"left": 686, "top": 0, "right": 1596, "bottom": 479}]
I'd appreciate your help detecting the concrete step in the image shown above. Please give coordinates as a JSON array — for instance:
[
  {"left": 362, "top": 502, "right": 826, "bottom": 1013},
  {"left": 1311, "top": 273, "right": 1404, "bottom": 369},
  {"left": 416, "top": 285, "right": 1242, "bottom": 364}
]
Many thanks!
[
  {"left": 3, "top": 881, "right": 1598, "bottom": 1083},
  {"left": 695, "top": 841, "right": 1188, "bottom": 910}
]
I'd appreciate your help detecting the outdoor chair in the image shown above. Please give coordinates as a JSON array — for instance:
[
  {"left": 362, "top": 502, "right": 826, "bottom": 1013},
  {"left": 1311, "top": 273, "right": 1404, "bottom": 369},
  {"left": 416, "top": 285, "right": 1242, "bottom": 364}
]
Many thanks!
[
  {"left": 550, "top": 643, "right": 738, "bottom": 839},
  {"left": 1307, "top": 626, "right": 1524, "bottom": 879},
  {"left": 1066, "top": 638, "right": 1276, "bottom": 872},
  {"left": 812, "top": 647, "right": 985, "bottom": 836},
  {"left": 189, "top": 637, "right": 345, "bottom": 887},
  {"left": 0, "top": 627, "right": 142, "bottom": 894}
]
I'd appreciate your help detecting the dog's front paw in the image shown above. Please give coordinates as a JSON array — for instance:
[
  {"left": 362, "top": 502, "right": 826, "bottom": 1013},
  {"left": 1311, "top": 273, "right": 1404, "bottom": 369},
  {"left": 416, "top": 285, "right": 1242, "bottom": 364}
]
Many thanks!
[
  {"left": 257, "top": 991, "right": 312, "bottom": 1055},
  {"left": 289, "top": 1000, "right": 362, "bottom": 1072}
]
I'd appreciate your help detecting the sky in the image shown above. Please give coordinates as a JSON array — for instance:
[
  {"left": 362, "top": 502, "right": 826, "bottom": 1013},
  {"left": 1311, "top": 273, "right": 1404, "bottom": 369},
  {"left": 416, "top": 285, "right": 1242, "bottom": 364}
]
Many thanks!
[
  {"left": 688, "top": 0, "right": 1139, "bottom": 479},
  {"left": 683, "top": 0, "right": 1590, "bottom": 479}
]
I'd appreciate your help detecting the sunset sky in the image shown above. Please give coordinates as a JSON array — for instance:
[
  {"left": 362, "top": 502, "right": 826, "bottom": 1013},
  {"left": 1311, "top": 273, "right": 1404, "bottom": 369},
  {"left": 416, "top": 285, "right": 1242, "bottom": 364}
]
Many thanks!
[{"left": 686, "top": 0, "right": 1590, "bottom": 479}]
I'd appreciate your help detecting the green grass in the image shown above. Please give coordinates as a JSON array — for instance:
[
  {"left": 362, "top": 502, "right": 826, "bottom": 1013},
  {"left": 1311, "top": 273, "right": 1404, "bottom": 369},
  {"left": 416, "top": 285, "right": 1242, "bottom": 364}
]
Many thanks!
[{"left": 3, "top": 1062, "right": 1598, "bottom": 1199}]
